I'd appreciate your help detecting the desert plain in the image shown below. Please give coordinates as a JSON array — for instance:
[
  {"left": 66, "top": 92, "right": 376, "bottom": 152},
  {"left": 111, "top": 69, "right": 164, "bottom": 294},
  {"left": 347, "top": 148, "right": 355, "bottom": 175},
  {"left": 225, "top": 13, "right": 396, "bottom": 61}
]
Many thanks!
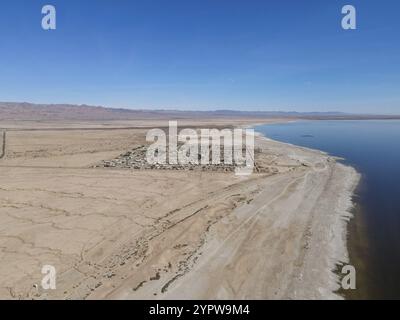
[{"left": 0, "top": 114, "right": 359, "bottom": 300}]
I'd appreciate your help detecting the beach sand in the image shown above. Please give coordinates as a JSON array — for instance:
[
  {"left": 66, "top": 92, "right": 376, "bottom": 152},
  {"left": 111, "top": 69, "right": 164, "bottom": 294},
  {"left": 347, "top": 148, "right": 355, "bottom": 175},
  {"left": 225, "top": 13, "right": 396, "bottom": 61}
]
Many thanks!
[{"left": 0, "top": 120, "right": 359, "bottom": 299}]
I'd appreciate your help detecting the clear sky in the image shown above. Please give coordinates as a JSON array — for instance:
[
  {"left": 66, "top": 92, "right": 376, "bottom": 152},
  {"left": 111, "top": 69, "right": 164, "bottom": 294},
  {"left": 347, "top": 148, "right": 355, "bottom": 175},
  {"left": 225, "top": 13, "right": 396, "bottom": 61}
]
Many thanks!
[{"left": 0, "top": 0, "right": 399, "bottom": 113}]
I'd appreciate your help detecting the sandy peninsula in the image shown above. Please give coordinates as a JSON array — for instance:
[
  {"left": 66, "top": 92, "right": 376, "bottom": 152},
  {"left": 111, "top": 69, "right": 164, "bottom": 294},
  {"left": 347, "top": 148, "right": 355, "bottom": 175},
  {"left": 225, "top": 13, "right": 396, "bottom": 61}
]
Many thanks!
[{"left": 0, "top": 116, "right": 359, "bottom": 300}]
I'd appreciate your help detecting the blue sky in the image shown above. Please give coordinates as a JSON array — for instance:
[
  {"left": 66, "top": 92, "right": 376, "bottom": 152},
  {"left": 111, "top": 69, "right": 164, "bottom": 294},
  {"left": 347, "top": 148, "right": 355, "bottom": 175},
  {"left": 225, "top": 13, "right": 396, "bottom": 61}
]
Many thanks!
[{"left": 0, "top": 0, "right": 399, "bottom": 113}]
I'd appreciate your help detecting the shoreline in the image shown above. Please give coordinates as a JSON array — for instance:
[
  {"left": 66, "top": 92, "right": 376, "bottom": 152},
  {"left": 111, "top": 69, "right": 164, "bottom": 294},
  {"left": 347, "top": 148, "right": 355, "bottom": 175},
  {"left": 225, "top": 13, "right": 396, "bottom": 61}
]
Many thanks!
[{"left": 253, "top": 124, "right": 361, "bottom": 299}]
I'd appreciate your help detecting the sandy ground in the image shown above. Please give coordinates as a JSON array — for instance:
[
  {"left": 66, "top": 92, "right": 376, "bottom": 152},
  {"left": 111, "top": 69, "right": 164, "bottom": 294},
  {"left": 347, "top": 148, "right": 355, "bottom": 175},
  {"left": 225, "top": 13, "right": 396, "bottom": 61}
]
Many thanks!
[{"left": 0, "top": 120, "right": 359, "bottom": 300}]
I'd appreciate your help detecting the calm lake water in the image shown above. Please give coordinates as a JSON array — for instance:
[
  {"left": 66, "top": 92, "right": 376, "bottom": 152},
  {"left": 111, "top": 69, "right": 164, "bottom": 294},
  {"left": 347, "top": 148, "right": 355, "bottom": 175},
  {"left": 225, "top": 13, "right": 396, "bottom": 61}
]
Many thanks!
[{"left": 255, "top": 120, "right": 400, "bottom": 299}]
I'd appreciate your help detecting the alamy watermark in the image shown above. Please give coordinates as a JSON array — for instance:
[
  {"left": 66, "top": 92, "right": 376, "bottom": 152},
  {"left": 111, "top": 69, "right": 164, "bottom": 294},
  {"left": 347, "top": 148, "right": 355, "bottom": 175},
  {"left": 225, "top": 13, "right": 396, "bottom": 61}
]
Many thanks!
[
  {"left": 342, "top": 5, "right": 357, "bottom": 30},
  {"left": 341, "top": 264, "right": 356, "bottom": 290},
  {"left": 146, "top": 121, "right": 255, "bottom": 176},
  {"left": 41, "top": 5, "right": 56, "bottom": 30},
  {"left": 41, "top": 265, "right": 56, "bottom": 290},
  {"left": 41, "top": 4, "right": 356, "bottom": 31}
]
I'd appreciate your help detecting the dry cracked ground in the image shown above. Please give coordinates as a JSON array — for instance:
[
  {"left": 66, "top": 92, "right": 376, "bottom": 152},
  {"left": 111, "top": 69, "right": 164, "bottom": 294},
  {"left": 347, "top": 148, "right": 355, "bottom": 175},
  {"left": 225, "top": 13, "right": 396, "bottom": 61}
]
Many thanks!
[{"left": 0, "top": 120, "right": 343, "bottom": 299}]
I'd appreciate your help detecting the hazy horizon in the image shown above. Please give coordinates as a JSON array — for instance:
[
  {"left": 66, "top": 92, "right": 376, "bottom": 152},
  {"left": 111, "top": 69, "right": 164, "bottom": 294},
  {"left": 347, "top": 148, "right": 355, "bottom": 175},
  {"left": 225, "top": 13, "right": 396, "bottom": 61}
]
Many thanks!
[{"left": 2, "top": 100, "right": 400, "bottom": 116}]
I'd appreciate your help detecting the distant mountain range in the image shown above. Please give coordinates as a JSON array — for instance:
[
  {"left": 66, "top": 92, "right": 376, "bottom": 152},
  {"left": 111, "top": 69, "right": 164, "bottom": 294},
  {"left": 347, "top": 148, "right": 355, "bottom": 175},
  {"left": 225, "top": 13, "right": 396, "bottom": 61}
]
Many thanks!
[{"left": 0, "top": 102, "right": 399, "bottom": 121}]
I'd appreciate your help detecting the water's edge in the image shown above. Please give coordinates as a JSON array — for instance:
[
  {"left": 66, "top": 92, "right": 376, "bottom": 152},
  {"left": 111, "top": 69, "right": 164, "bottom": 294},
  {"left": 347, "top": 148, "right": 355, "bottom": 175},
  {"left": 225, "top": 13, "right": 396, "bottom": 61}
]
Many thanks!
[{"left": 253, "top": 123, "right": 365, "bottom": 299}]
